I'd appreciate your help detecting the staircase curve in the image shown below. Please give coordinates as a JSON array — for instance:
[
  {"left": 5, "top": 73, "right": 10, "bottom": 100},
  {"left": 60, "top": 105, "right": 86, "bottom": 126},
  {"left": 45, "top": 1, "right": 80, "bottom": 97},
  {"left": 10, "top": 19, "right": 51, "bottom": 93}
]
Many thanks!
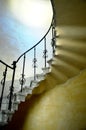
[{"left": 0, "top": 0, "right": 86, "bottom": 130}]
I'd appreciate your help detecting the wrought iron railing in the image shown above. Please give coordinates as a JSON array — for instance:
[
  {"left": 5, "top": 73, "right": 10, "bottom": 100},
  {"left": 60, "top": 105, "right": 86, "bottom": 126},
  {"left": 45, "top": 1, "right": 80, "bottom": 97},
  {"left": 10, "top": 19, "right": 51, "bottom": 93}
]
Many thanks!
[{"left": 0, "top": 0, "right": 56, "bottom": 114}]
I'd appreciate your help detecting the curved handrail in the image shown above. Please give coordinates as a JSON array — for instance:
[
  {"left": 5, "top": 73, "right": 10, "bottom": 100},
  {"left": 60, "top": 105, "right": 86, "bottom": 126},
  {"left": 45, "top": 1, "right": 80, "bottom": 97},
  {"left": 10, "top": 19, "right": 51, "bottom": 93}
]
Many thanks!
[
  {"left": 0, "top": 60, "right": 13, "bottom": 69},
  {"left": 16, "top": 0, "right": 54, "bottom": 63},
  {"left": 16, "top": 22, "right": 53, "bottom": 63}
]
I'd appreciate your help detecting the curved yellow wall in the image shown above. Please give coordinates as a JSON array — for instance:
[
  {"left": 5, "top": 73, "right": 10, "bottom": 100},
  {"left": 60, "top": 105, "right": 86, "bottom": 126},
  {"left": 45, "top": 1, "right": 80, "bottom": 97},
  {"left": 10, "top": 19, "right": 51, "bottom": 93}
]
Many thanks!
[{"left": 22, "top": 70, "right": 86, "bottom": 130}]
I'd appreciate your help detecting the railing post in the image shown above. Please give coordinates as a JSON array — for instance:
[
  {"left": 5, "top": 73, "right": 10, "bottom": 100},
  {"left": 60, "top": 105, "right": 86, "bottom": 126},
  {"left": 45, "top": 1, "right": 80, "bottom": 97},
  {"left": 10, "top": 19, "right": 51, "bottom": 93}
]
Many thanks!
[
  {"left": 8, "top": 61, "right": 16, "bottom": 111},
  {"left": 33, "top": 47, "right": 37, "bottom": 80},
  {"left": 0, "top": 66, "right": 7, "bottom": 110},
  {"left": 51, "top": 19, "right": 56, "bottom": 56},
  {"left": 19, "top": 54, "right": 26, "bottom": 92},
  {"left": 43, "top": 37, "right": 48, "bottom": 68}
]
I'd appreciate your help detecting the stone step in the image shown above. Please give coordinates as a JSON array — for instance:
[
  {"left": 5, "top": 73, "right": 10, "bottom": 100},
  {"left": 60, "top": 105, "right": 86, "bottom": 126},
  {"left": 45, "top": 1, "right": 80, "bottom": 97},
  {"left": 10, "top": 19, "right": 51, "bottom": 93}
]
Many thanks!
[
  {"left": 21, "top": 86, "right": 32, "bottom": 95},
  {"left": 47, "top": 59, "right": 53, "bottom": 66},
  {"left": 15, "top": 92, "right": 27, "bottom": 102},
  {"left": 1, "top": 99, "right": 9, "bottom": 111},
  {"left": 30, "top": 80, "right": 38, "bottom": 88},
  {"left": 42, "top": 67, "right": 51, "bottom": 74},
  {"left": 0, "top": 110, "right": 14, "bottom": 124},
  {"left": 36, "top": 73, "right": 45, "bottom": 81},
  {"left": 13, "top": 100, "right": 20, "bottom": 111}
]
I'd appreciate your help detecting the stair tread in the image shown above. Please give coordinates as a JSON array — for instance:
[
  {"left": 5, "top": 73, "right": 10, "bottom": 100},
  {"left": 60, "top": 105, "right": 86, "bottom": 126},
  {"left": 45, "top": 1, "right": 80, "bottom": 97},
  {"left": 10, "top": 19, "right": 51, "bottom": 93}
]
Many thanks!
[{"left": 54, "top": 53, "right": 86, "bottom": 69}]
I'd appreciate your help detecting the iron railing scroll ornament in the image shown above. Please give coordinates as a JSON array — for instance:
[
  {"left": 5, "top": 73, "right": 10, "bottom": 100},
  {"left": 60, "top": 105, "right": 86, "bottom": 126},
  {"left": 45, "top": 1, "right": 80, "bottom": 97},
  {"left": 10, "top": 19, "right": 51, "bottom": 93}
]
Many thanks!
[
  {"left": 0, "top": 66, "right": 7, "bottom": 110},
  {"left": 0, "top": 60, "right": 13, "bottom": 112},
  {"left": 43, "top": 37, "right": 48, "bottom": 68},
  {"left": 8, "top": 61, "right": 16, "bottom": 111},
  {"left": 51, "top": 19, "right": 56, "bottom": 56},
  {"left": 19, "top": 54, "right": 26, "bottom": 92},
  {"left": 32, "top": 47, "right": 37, "bottom": 81}
]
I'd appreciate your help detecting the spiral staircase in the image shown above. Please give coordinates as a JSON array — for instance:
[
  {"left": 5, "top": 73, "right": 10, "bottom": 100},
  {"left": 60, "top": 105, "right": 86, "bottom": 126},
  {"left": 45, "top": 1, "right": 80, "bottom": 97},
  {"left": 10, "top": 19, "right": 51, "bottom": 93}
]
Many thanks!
[{"left": 0, "top": 0, "right": 86, "bottom": 130}]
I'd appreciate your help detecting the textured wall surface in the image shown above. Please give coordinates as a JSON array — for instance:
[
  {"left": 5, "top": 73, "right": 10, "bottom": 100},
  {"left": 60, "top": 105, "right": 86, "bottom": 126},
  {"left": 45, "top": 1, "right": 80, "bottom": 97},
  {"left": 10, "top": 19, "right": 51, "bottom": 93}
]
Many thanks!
[
  {"left": 53, "top": 0, "right": 86, "bottom": 26},
  {"left": 21, "top": 70, "right": 86, "bottom": 130}
]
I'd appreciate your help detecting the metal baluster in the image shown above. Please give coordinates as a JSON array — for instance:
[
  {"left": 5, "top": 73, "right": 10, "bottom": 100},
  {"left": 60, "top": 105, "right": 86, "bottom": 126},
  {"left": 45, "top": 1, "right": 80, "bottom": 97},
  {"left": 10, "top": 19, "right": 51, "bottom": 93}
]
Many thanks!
[
  {"left": 0, "top": 66, "right": 7, "bottom": 110},
  {"left": 8, "top": 61, "right": 16, "bottom": 111},
  {"left": 51, "top": 20, "right": 56, "bottom": 56},
  {"left": 33, "top": 47, "right": 37, "bottom": 81},
  {"left": 43, "top": 37, "right": 48, "bottom": 68},
  {"left": 19, "top": 54, "right": 26, "bottom": 92}
]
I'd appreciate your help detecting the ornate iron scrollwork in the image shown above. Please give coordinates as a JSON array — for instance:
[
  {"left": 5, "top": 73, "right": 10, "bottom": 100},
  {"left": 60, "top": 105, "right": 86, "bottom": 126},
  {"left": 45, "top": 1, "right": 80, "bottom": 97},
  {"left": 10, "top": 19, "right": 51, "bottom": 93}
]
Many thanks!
[
  {"left": 43, "top": 49, "right": 48, "bottom": 59},
  {"left": 32, "top": 58, "right": 37, "bottom": 68},
  {"left": 0, "top": 66, "right": 7, "bottom": 110},
  {"left": 51, "top": 19, "right": 56, "bottom": 56},
  {"left": 32, "top": 47, "right": 37, "bottom": 80},
  {"left": 43, "top": 37, "right": 48, "bottom": 68},
  {"left": 19, "top": 55, "right": 26, "bottom": 92},
  {"left": 19, "top": 75, "right": 26, "bottom": 86},
  {"left": 1, "top": 78, "right": 4, "bottom": 86}
]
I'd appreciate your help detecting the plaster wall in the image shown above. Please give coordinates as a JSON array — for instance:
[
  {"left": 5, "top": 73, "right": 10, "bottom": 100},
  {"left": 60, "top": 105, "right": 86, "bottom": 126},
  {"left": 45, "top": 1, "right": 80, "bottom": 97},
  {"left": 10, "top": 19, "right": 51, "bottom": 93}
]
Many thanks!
[{"left": 20, "top": 70, "right": 86, "bottom": 130}]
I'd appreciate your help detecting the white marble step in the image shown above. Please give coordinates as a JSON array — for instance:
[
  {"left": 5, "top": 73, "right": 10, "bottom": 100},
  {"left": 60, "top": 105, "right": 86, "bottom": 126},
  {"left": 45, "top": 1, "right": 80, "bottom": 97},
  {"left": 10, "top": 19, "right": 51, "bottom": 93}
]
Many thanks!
[
  {"left": 15, "top": 92, "right": 27, "bottom": 102},
  {"left": 13, "top": 100, "right": 20, "bottom": 111},
  {"left": 36, "top": 73, "right": 45, "bottom": 82},
  {"left": 1, "top": 99, "right": 9, "bottom": 111},
  {"left": 30, "top": 80, "right": 38, "bottom": 88},
  {"left": 0, "top": 110, "right": 14, "bottom": 124},
  {"left": 22, "top": 86, "right": 32, "bottom": 95},
  {"left": 42, "top": 67, "right": 51, "bottom": 74},
  {"left": 47, "top": 59, "right": 53, "bottom": 66}
]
